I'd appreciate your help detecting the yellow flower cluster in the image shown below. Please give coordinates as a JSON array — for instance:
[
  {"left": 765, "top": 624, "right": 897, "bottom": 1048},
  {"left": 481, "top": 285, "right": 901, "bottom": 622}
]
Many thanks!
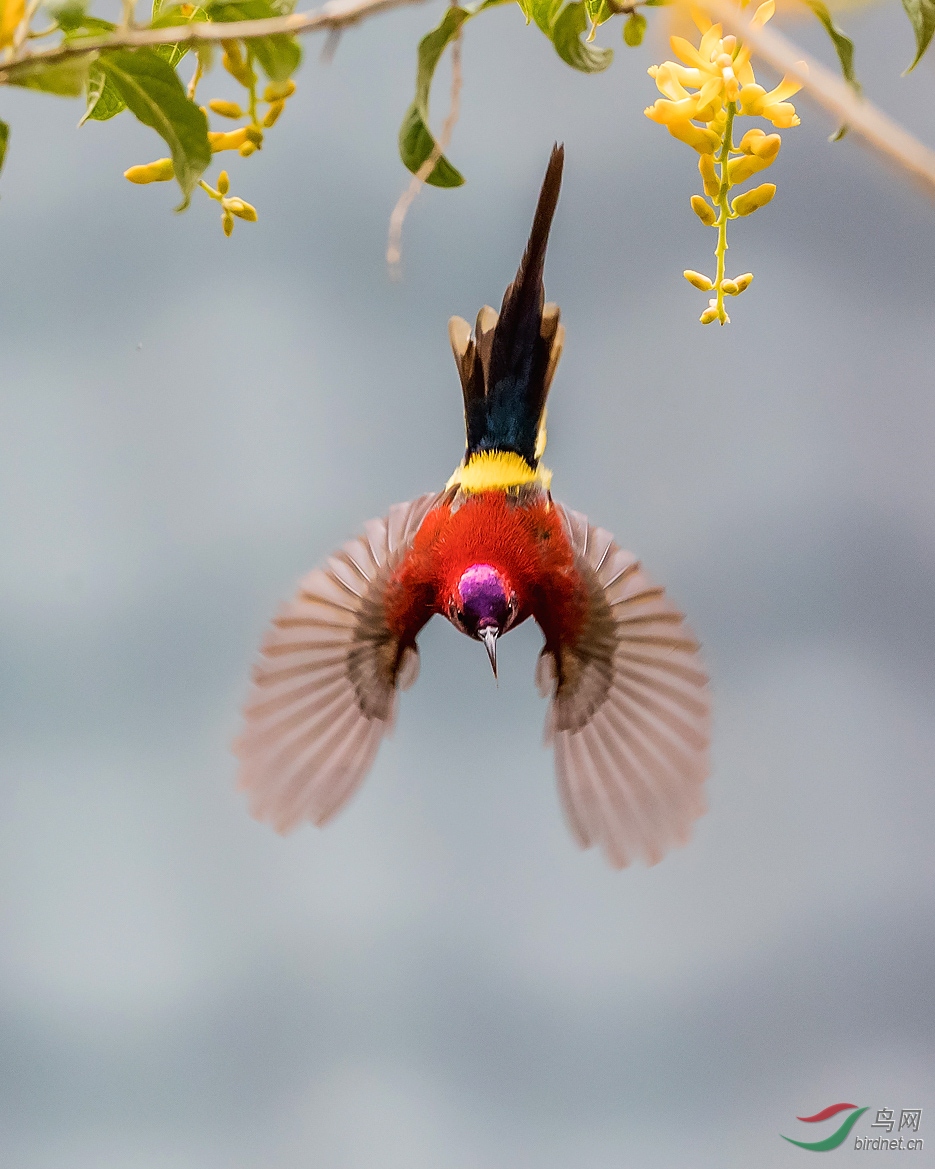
[
  {"left": 645, "top": 2, "right": 801, "bottom": 146},
  {"left": 644, "top": 2, "right": 804, "bottom": 324},
  {"left": 124, "top": 159, "right": 257, "bottom": 236},
  {"left": 124, "top": 37, "right": 297, "bottom": 237}
]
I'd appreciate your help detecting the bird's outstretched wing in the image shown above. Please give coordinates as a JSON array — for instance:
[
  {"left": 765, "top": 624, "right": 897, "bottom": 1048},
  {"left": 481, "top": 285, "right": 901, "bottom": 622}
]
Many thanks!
[
  {"left": 535, "top": 505, "right": 710, "bottom": 869},
  {"left": 236, "top": 494, "right": 441, "bottom": 833}
]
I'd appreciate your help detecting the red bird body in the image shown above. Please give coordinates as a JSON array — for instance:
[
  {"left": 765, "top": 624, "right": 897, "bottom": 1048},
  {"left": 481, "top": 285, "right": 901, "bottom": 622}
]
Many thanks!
[
  {"left": 386, "top": 492, "right": 580, "bottom": 651},
  {"left": 237, "top": 147, "right": 711, "bottom": 868}
]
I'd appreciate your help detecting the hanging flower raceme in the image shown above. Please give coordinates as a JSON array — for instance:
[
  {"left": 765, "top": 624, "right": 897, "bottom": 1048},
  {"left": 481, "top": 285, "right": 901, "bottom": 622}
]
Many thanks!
[{"left": 644, "top": 1, "right": 804, "bottom": 324}]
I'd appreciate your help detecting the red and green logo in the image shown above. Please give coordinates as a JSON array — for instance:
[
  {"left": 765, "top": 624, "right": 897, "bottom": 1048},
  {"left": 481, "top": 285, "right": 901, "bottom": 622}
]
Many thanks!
[{"left": 781, "top": 1103, "right": 869, "bottom": 1151}]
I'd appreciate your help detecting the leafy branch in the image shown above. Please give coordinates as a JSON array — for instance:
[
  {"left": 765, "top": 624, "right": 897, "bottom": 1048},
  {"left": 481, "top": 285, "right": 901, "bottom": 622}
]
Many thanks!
[
  {"left": 1, "top": 0, "right": 935, "bottom": 315},
  {"left": 0, "top": 0, "right": 430, "bottom": 79}
]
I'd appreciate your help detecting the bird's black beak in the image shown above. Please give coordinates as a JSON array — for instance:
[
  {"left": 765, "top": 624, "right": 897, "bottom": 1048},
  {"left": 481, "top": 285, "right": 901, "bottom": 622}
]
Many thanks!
[{"left": 481, "top": 626, "right": 498, "bottom": 681}]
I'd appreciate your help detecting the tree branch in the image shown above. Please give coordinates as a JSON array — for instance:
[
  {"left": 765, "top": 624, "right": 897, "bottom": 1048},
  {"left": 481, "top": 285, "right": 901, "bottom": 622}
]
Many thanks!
[
  {"left": 701, "top": 0, "right": 935, "bottom": 197},
  {"left": 0, "top": 0, "right": 433, "bottom": 80},
  {"left": 4, "top": 0, "right": 934, "bottom": 199}
]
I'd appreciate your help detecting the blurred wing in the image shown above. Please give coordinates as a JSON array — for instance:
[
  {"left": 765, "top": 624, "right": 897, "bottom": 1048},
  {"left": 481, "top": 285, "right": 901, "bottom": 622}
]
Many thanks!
[
  {"left": 536, "top": 505, "right": 710, "bottom": 869},
  {"left": 236, "top": 493, "right": 441, "bottom": 833}
]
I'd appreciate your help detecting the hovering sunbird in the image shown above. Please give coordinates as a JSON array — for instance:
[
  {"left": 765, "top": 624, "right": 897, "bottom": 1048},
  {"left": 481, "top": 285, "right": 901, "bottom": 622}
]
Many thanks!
[{"left": 237, "top": 145, "right": 710, "bottom": 868}]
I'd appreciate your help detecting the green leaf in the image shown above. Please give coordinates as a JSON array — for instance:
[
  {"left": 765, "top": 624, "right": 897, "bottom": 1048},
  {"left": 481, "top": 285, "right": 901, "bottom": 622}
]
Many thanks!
[
  {"left": 530, "top": 0, "right": 611, "bottom": 72},
  {"left": 81, "top": 63, "right": 127, "bottom": 122},
  {"left": 399, "top": 4, "right": 471, "bottom": 187},
  {"left": 151, "top": 16, "right": 192, "bottom": 70},
  {"left": 551, "top": 0, "right": 612, "bottom": 71},
  {"left": 6, "top": 55, "right": 91, "bottom": 95},
  {"left": 530, "top": 0, "right": 562, "bottom": 34},
  {"left": 48, "top": 5, "right": 127, "bottom": 119},
  {"left": 900, "top": 0, "right": 935, "bottom": 70},
  {"left": 97, "top": 47, "right": 211, "bottom": 208},
  {"left": 802, "top": 0, "right": 859, "bottom": 90},
  {"left": 205, "top": 0, "right": 302, "bottom": 81},
  {"left": 398, "top": 0, "right": 507, "bottom": 187},
  {"left": 623, "top": 10, "right": 646, "bottom": 46},
  {"left": 0, "top": 119, "right": 8, "bottom": 179},
  {"left": 53, "top": 6, "right": 114, "bottom": 33},
  {"left": 149, "top": 4, "right": 209, "bottom": 68},
  {"left": 585, "top": 0, "right": 612, "bottom": 26}
]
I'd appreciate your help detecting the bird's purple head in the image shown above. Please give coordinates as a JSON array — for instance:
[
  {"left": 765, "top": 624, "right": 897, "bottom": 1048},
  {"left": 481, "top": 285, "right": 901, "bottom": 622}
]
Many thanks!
[
  {"left": 451, "top": 564, "right": 514, "bottom": 678},
  {"left": 452, "top": 563, "right": 513, "bottom": 637}
]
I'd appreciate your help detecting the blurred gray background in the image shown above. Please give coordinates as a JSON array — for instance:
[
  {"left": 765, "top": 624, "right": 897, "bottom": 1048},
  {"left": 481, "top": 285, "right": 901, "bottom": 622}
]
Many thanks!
[{"left": 0, "top": 2, "right": 933, "bottom": 1165}]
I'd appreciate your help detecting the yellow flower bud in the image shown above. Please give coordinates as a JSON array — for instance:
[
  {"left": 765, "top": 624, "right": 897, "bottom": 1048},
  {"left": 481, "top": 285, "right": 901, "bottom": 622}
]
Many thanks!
[
  {"left": 738, "top": 128, "right": 766, "bottom": 154},
  {"left": 208, "top": 99, "right": 244, "bottom": 119},
  {"left": 690, "top": 195, "right": 717, "bottom": 227},
  {"left": 666, "top": 118, "right": 721, "bottom": 155},
  {"left": 239, "top": 141, "right": 257, "bottom": 157},
  {"left": 684, "top": 270, "right": 714, "bottom": 291},
  {"left": 733, "top": 272, "right": 754, "bottom": 292},
  {"left": 222, "top": 40, "right": 251, "bottom": 86},
  {"left": 755, "top": 134, "right": 781, "bottom": 163},
  {"left": 739, "top": 129, "right": 781, "bottom": 163},
  {"left": 208, "top": 128, "right": 249, "bottom": 152},
  {"left": 727, "top": 153, "right": 769, "bottom": 185},
  {"left": 698, "top": 153, "right": 719, "bottom": 199},
  {"left": 263, "top": 100, "right": 285, "bottom": 128},
  {"left": 244, "top": 125, "right": 264, "bottom": 146},
  {"left": 721, "top": 279, "right": 739, "bottom": 296},
  {"left": 222, "top": 211, "right": 234, "bottom": 237},
  {"left": 226, "top": 198, "right": 258, "bottom": 222},
  {"left": 217, "top": 170, "right": 230, "bottom": 195},
  {"left": 263, "top": 79, "right": 296, "bottom": 102},
  {"left": 124, "top": 157, "right": 175, "bottom": 184},
  {"left": 732, "top": 183, "right": 776, "bottom": 216},
  {"left": 699, "top": 306, "right": 719, "bottom": 325}
]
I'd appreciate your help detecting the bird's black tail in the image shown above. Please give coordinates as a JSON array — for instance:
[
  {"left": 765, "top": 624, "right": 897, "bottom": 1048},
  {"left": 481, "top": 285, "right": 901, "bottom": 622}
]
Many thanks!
[{"left": 448, "top": 144, "right": 565, "bottom": 469}]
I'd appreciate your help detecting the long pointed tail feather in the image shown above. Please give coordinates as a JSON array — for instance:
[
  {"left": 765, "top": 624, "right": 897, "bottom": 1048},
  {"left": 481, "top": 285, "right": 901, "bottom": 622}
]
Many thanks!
[{"left": 449, "top": 144, "right": 566, "bottom": 468}]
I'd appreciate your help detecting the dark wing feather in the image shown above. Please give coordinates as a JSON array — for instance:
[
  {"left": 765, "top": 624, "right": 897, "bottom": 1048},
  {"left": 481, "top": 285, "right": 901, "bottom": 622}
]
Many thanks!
[
  {"left": 536, "top": 505, "right": 710, "bottom": 868},
  {"left": 236, "top": 494, "right": 440, "bottom": 833}
]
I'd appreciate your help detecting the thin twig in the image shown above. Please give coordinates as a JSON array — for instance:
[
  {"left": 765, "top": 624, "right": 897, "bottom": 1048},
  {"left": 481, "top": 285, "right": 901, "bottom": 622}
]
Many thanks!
[
  {"left": 13, "top": 0, "right": 44, "bottom": 51},
  {"left": 320, "top": 26, "right": 342, "bottom": 61},
  {"left": 0, "top": 0, "right": 432, "bottom": 79},
  {"left": 386, "top": 20, "right": 463, "bottom": 274},
  {"left": 119, "top": 0, "right": 137, "bottom": 33},
  {"left": 187, "top": 55, "right": 204, "bottom": 99},
  {"left": 700, "top": 0, "right": 935, "bottom": 197}
]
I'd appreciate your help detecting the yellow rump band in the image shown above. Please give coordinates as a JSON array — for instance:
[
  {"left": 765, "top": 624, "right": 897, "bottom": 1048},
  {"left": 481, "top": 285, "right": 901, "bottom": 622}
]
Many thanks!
[{"left": 446, "top": 450, "right": 553, "bottom": 493}]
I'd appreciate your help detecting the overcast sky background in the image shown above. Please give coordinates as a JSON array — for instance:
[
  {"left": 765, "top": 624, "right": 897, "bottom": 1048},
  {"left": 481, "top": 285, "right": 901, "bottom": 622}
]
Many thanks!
[{"left": 0, "top": 2, "right": 933, "bottom": 1166}]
